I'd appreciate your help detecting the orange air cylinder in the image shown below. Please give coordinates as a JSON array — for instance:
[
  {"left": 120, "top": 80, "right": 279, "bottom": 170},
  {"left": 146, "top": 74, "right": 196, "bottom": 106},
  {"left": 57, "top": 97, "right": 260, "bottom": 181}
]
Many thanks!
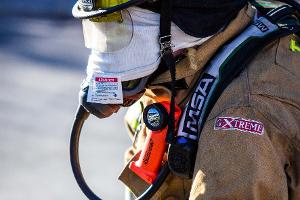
[{"left": 129, "top": 101, "right": 181, "bottom": 184}]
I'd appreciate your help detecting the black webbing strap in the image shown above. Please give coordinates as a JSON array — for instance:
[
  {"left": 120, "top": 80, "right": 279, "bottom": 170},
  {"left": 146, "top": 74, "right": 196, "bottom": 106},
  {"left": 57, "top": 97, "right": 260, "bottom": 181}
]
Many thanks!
[
  {"left": 159, "top": 0, "right": 172, "bottom": 50},
  {"left": 159, "top": 0, "right": 176, "bottom": 144}
]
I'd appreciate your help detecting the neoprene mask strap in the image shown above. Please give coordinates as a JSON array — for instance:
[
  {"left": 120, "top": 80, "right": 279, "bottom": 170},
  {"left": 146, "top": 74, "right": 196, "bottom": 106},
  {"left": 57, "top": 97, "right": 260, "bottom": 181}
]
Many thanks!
[{"left": 159, "top": 0, "right": 176, "bottom": 144}]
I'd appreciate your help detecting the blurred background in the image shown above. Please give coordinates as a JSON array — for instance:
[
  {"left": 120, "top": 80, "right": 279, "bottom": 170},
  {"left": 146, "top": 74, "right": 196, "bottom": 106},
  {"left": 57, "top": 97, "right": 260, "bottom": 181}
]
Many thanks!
[{"left": 0, "top": 1, "right": 131, "bottom": 199}]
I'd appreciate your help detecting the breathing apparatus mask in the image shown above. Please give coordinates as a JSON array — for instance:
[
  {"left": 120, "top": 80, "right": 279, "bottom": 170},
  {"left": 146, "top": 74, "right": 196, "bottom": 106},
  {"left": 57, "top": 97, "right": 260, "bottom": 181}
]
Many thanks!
[{"left": 79, "top": 5, "right": 212, "bottom": 119}]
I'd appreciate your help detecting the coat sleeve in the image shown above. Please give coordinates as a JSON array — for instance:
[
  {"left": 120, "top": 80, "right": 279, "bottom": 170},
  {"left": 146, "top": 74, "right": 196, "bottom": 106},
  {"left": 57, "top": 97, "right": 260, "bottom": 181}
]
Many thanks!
[{"left": 189, "top": 106, "right": 291, "bottom": 200}]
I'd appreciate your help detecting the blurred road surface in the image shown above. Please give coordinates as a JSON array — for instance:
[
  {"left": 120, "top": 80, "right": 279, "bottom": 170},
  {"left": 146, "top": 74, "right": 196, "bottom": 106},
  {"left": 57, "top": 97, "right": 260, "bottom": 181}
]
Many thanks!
[{"left": 0, "top": 16, "right": 131, "bottom": 200}]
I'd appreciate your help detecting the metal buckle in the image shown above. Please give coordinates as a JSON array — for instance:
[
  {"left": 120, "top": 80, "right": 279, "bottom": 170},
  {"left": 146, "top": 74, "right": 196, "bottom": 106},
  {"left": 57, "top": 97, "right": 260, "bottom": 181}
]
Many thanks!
[{"left": 159, "top": 35, "right": 174, "bottom": 56}]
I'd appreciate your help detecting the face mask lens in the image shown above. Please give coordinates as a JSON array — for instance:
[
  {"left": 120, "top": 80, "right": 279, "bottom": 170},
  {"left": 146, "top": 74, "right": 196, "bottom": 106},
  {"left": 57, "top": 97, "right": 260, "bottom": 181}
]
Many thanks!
[{"left": 82, "top": 9, "right": 133, "bottom": 52}]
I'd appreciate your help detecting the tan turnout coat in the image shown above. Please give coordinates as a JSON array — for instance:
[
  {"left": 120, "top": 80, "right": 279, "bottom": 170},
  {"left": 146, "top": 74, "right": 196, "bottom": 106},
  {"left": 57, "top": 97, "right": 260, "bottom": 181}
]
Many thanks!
[{"left": 119, "top": 4, "right": 300, "bottom": 200}]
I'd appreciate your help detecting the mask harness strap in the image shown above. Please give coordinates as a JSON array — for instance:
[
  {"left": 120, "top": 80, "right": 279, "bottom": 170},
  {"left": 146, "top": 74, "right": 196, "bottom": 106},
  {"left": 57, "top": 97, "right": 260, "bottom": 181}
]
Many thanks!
[{"left": 159, "top": 0, "right": 176, "bottom": 144}]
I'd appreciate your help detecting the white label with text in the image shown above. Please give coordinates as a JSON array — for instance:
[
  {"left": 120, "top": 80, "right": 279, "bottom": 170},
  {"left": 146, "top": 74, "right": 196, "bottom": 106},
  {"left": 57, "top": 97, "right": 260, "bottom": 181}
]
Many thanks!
[{"left": 87, "top": 73, "right": 123, "bottom": 104}]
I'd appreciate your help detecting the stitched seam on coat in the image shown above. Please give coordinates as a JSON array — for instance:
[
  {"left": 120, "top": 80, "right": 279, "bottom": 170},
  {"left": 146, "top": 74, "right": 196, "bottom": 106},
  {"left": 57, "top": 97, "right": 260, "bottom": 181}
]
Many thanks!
[
  {"left": 250, "top": 97, "right": 300, "bottom": 152},
  {"left": 293, "top": 138, "right": 300, "bottom": 151},
  {"left": 206, "top": 105, "right": 252, "bottom": 123},
  {"left": 207, "top": 68, "right": 251, "bottom": 121},
  {"left": 274, "top": 37, "right": 281, "bottom": 66},
  {"left": 246, "top": 66, "right": 251, "bottom": 105},
  {"left": 253, "top": 94, "right": 300, "bottom": 111},
  {"left": 255, "top": 107, "right": 300, "bottom": 152},
  {"left": 275, "top": 36, "right": 299, "bottom": 79},
  {"left": 252, "top": 105, "right": 281, "bottom": 131},
  {"left": 275, "top": 63, "right": 299, "bottom": 79}
]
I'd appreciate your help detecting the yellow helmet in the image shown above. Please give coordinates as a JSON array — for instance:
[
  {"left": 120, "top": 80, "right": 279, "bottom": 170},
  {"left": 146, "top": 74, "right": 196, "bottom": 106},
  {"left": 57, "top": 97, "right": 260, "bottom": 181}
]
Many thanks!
[{"left": 73, "top": 0, "right": 148, "bottom": 19}]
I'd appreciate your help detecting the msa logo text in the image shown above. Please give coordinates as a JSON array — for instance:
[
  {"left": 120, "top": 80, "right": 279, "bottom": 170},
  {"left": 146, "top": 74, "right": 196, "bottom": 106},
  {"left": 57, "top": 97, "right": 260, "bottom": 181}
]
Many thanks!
[
  {"left": 182, "top": 74, "right": 216, "bottom": 135},
  {"left": 254, "top": 20, "right": 269, "bottom": 32}
]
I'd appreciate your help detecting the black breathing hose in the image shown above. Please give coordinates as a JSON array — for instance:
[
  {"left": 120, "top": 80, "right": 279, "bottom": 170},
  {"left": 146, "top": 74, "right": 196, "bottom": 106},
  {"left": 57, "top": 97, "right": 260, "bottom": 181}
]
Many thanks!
[{"left": 70, "top": 105, "right": 170, "bottom": 200}]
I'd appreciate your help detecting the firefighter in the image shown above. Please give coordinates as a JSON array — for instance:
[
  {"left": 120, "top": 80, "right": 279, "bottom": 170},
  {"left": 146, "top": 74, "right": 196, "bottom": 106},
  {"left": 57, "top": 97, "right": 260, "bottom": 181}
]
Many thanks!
[{"left": 72, "top": 0, "right": 300, "bottom": 199}]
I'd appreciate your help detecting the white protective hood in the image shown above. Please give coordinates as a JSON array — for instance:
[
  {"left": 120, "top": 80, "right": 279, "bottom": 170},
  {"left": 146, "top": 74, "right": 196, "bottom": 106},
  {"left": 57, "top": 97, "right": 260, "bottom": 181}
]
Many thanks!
[{"left": 85, "top": 6, "right": 212, "bottom": 82}]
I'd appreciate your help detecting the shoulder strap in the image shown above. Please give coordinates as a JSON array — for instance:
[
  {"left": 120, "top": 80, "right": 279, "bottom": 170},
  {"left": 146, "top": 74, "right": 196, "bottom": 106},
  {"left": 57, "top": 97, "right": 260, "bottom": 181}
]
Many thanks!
[{"left": 168, "top": 5, "right": 300, "bottom": 179}]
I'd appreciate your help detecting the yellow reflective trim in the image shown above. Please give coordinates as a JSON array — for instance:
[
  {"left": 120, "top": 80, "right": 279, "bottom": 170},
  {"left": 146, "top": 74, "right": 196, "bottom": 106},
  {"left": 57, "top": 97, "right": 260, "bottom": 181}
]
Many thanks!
[
  {"left": 91, "top": 0, "right": 129, "bottom": 23},
  {"left": 90, "top": 11, "right": 123, "bottom": 23},
  {"left": 96, "top": 0, "right": 129, "bottom": 8},
  {"left": 132, "top": 119, "right": 140, "bottom": 131},
  {"left": 290, "top": 39, "right": 300, "bottom": 52},
  {"left": 125, "top": 101, "right": 143, "bottom": 133}
]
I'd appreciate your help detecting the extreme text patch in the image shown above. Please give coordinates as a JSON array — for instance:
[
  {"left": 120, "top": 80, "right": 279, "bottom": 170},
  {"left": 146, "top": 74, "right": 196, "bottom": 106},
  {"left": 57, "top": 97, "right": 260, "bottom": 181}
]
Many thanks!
[{"left": 214, "top": 117, "right": 264, "bottom": 135}]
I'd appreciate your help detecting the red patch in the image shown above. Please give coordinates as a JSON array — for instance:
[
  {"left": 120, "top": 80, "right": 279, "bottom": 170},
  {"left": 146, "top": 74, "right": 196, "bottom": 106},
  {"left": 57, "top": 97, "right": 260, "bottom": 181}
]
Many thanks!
[
  {"left": 95, "top": 77, "right": 118, "bottom": 82},
  {"left": 214, "top": 117, "right": 264, "bottom": 135}
]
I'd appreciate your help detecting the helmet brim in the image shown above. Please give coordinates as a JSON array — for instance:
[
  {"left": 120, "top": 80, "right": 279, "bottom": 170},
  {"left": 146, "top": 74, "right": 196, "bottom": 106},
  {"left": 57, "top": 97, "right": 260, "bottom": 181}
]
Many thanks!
[{"left": 72, "top": 0, "right": 148, "bottom": 19}]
